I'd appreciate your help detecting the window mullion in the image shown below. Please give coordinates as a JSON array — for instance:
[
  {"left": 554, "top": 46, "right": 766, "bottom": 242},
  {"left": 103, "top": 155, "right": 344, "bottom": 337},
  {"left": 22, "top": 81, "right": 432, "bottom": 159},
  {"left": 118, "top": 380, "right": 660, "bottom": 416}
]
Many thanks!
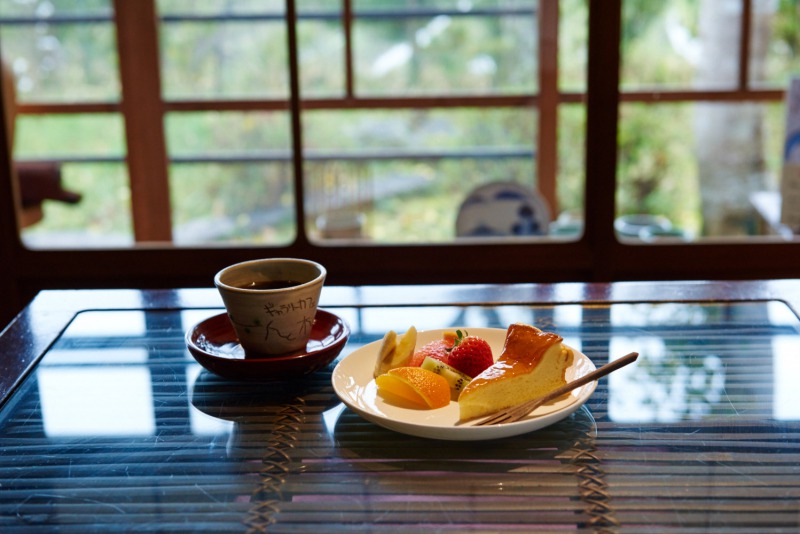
[
  {"left": 286, "top": 0, "right": 308, "bottom": 243},
  {"left": 585, "top": 0, "right": 621, "bottom": 278},
  {"left": 113, "top": 0, "right": 172, "bottom": 242},
  {"left": 537, "top": 0, "right": 560, "bottom": 217},
  {"left": 739, "top": 0, "right": 752, "bottom": 89},
  {"left": 343, "top": 0, "right": 354, "bottom": 99}
]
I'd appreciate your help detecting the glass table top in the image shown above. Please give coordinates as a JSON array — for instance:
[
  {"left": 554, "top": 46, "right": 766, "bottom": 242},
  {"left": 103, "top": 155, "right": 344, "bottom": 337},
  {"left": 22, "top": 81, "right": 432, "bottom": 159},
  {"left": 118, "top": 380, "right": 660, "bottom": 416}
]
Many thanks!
[{"left": 2, "top": 300, "right": 799, "bottom": 531}]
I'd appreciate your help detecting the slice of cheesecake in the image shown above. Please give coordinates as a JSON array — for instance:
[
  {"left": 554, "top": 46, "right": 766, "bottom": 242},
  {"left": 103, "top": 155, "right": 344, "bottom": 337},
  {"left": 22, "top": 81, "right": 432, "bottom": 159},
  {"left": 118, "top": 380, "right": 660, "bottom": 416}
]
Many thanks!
[{"left": 458, "top": 323, "right": 573, "bottom": 422}]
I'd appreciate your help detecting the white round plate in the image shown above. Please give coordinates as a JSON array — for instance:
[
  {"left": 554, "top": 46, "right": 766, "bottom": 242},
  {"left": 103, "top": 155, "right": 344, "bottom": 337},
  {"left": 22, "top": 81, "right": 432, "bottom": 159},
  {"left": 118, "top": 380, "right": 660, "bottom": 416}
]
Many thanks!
[{"left": 331, "top": 327, "right": 597, "bottom": 441}]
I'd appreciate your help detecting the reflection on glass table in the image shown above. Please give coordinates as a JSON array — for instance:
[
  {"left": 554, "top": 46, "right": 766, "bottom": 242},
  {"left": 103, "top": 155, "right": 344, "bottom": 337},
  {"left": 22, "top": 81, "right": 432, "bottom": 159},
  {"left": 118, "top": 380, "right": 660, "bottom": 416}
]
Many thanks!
[
  {"left": 14, "top": 302, "right": 800, "bottom": 439},
  {"left": 1, "top": 299, "right": 799, "bottom": 531}
]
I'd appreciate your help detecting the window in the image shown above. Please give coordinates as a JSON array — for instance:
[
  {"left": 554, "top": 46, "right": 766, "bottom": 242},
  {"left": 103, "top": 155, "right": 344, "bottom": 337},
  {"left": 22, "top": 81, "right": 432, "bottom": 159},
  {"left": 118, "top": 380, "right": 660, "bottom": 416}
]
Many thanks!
[
  {"left": 1, "top": 0, "right": 584, "bottom": 247},
  {"left": 617, "top": 0, "right": 800, "bottom": 241}
]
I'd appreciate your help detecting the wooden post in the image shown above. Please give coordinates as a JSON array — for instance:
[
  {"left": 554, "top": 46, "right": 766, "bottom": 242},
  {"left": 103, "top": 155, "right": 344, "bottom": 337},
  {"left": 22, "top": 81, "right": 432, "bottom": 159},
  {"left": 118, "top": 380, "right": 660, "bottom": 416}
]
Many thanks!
[
  {"left": 113, "top": 0, "right": 173, "bottom": 242},
  {"left": 537, "top": 0, "right": 560, "bottom": 218},
  {"left": 0, "top": 51, "right": 23, "bottom": 326}
]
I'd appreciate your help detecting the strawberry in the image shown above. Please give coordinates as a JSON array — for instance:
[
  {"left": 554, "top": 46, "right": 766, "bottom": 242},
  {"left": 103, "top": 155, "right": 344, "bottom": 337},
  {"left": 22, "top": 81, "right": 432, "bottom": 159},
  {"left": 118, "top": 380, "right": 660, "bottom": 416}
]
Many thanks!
[
  {"left": 408, "top": 333, "right": 456, "bottom": 367},
  {"left": 446, "top": 330, "right": 493, "bottom": 378}
]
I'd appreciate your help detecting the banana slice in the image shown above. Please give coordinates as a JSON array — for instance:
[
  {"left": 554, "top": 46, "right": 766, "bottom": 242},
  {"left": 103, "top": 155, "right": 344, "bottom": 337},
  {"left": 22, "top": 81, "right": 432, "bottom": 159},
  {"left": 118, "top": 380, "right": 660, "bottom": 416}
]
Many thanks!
[{"left": 373, "top": 326, "right": 417, "bottom": 378}]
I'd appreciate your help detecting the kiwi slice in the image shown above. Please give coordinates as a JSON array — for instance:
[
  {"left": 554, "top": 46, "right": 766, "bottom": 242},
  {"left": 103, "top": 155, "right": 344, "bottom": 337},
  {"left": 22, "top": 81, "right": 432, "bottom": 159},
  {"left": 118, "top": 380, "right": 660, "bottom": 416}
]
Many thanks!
[{"left": 421, "top": 356, "right": 472, "bottom": 400}]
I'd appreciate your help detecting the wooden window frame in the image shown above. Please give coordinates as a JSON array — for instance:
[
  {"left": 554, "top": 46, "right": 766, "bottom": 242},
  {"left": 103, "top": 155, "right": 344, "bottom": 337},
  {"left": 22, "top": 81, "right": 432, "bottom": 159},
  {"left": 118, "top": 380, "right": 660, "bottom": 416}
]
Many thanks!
[{"left": 1, "top": 0, "right": 799, "bottom": 329}]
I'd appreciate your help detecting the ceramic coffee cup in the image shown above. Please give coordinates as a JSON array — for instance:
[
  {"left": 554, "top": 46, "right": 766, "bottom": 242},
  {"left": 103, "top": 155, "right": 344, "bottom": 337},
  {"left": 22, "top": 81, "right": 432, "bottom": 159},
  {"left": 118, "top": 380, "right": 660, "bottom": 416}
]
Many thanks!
[{"left": 214, "top": 258, "right": 326, "bottom": 355}]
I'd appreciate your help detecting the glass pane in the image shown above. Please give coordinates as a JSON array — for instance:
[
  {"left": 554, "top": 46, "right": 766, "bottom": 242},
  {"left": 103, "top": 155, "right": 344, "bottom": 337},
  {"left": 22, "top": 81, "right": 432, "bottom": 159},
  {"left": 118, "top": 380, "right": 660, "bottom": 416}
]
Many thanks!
[
  {"left": 555, "top": 103, "right": 586, "bottom": 237},
  {"left": 620, "top": 0, "right": 740, "bottom": 90},
  {"left": 14, "top": 113, "right": 124, "bottom": 159},
  {"left": 14, "top": 113, "right": 130, "bottom": 248},
  {"left": 616, "top": 101, "right": 792, "bottom": 241},
  {"left": 559, "top": 0, "right": 588, "bottom": 92},
  {"left": 302, "top": 108, "right": 542, "bottom": 244},
  {"left": 169, "top": 162, "right": 295, "bottom": 245},
  {"left": 158, "top": 0, "right": 283, "bottom": 16},
  {"left": 353, "top": 1, "right": 537, "bottom": 95},
  {"left": 164, "top": 111, "right": 295, "bottom": 245},
  {"left": 754, "top": 0, "right": 800, "bottom": 88},
  {"left": 0, "top": 1, "right": 118, "bottom": 102},
  {"left": 298, "top": 16, "right": 345, "bottom": 97},
  {"left": 157, "top": 1, "right": 288, "bottom": 100},
  {"left": 0, "top": 0, "right": 111, "bottom": 16},
  {"left": 21, "top": 162, "right": 133, "bottom": 248},
  {"left": 165, "top": 111, "right": 291, "bottom": 153}
]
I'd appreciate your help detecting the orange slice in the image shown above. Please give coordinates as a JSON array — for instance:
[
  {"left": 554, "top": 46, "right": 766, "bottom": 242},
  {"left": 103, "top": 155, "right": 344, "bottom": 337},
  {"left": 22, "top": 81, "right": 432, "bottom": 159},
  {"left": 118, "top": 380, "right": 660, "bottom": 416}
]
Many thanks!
[{"left": 376, "top": 367, "right": 450, "bottom": 409}]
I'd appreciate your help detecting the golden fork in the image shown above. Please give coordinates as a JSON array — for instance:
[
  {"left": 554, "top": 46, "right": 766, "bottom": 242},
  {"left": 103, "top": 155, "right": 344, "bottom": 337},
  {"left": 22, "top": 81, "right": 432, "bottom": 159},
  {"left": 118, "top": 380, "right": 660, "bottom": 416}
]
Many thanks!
[{"left": 472, "top": 351, "right": 639, "bottom": 426}]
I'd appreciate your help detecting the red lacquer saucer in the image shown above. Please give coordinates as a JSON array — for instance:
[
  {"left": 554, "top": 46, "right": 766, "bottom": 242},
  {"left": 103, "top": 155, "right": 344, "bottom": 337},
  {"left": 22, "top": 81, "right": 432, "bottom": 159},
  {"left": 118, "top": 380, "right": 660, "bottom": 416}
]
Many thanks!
[{"left": 186, "top": 309, "right": 350, "bottom": 381}]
